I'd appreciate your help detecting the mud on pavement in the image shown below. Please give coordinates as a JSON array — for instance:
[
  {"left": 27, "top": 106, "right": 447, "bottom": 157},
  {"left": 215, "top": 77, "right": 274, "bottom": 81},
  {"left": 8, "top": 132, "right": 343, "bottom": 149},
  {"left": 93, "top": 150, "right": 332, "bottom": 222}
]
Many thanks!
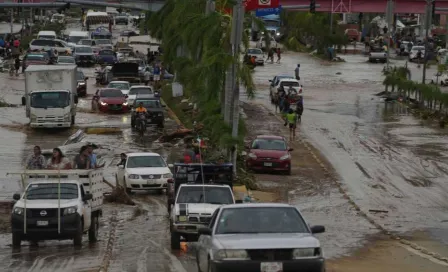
[{"left": 242, "top": 102, "right": 448, "bottom": 271}]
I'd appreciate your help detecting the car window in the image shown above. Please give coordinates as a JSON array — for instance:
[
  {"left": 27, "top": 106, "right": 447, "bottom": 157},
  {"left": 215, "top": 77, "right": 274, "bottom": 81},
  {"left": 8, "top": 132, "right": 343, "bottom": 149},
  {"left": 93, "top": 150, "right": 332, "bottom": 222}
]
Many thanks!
[
  {"left": 108, "top": 82, "right": 130, "bottom": 90},
  {"left": 176, "top": 187, "right": 234, "bottom": 204},
  {"left": 54, "top": 41, "right": 64, "bottom": 47},
  {"left": 76, "top": 71, "right": 85, "bottom": 80},
  {"left": 134, "top": 99, "right": 161, "bottom": 108},
  {"left": 75, "top": 47, "right": 93, "bottom": 53},
  {"left": 215, "top": 207, "right": 309, "bottom": 234},
  {"left": 26, "top": 54, "right": 45, "bottom": 61},
  {"left": 99, "top": 50, "right": 114, "bottom": 55},
  {"left": 100, "top": 89, "right": 124, "bottom": 97},
  {"left": 251, "top": 138, "right": 287, "bottom": 150},
  {"left": 129, "top": 87, "right": 153, "bottom": 95},
  {"left": 126, "top": 155, "right": 167, "bottom": 168},
  {"left": 209, "top": 208, "right": 220, "bottom": 229}
]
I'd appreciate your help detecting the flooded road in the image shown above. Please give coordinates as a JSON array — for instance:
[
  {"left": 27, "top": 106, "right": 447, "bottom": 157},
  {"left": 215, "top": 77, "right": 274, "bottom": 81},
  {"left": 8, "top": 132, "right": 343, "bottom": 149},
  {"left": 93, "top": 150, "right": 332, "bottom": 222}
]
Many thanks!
[{"left": 246, "top": 50, "right": 448, "bottom": 259}]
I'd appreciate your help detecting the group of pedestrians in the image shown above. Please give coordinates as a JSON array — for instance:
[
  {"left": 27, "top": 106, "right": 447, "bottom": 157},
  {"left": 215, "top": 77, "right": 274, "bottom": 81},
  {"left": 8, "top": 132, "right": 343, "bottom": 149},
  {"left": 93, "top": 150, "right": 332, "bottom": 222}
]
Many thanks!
[{"left": 26, "top": 144, "right": 105, "bottom": 170}]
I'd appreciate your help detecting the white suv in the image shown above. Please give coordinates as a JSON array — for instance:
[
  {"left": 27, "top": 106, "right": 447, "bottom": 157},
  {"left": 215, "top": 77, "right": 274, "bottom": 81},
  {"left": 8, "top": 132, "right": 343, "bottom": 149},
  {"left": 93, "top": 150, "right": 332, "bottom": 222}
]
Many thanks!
[
  {"left": 29, "top": 39, "right": 72, "bottom": 54},
  {"left": 117, "top": 152, "right": 173, "bottom": 194}
]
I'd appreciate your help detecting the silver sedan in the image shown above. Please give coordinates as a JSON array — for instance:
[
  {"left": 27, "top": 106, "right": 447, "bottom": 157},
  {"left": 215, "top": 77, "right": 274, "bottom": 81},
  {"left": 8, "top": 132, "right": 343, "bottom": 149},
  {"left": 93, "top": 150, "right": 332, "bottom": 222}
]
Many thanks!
[{"left": 196, "top": 203, "right": 326, "bottom": 272}]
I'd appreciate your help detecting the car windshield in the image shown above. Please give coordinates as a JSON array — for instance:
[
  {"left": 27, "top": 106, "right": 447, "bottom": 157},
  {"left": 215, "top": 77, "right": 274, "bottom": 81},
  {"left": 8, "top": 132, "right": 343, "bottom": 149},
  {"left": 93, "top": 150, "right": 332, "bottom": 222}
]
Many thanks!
[
  {"left": 59, "top": 57, "right": 75, "bottom": 63},
  {"left": 216, "top": 207, "right": 309, "bottom": 234},
  {"left": 68, "top": 36, "right": 85, "bottom": 43},
  {"left": 30, "top": 92, "right": 70, "bottom": 108},
  {"left": 129, "top": 87, "right": 153, "bottom": 95},
  {"left": 96, "top": 39, "right": 111, "bottom": 45},
  {"left": 126, "top": 155, "right": 166, "bottom": 168},
  {"left": 39, "top": 35, "right": 55, "bottom": 39},
  {"left": 135, "top": 99, "right": 160, "bottom": 108},
  {"left": 280, "top": 81, "right": 299, "bottom": 88},
  {"left": 176, "top": 187, "right": 233, "bottom": 204},
  {"left": 251, "top": 139, "right": 287, "bottom": 150},
  {"left": 99, "top": 50, "right": 114, "bottom": 56},
  {"left": 264, "top": 19, "right": 280, "bottom": 27},
  {"left": 108, "top": 82, "right": 130, "bottom": 90},
  {"left": 100, "top": 89, "right": 124, "bottom": 97},
  {"left": 76, "top": 71, "right": 85, "bottom": 80},
  {"left": 76, "top": 47, "right": 93, "bottom": 53},
  {"left": 248, "top": 49, "right": 262, "bottom": 54},
  {"left": 25, "top": 183, "right": 78, "bottom": 200},
  {"left": 79, "top": 40, "right": 92, "bottom": 45},
  {"left": 412, "top": 46, "right": 425, "bottom": 51},
  {"left": 26, "top": 55, "right": 45, "bottom": 61}
]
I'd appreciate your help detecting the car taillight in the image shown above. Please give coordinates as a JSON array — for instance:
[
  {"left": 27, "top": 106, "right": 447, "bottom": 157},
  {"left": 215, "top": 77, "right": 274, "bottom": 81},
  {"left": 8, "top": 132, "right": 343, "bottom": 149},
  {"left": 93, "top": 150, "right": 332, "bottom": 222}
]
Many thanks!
[{"left": 167, "top": 178, "right": 173, "bottom": 183}]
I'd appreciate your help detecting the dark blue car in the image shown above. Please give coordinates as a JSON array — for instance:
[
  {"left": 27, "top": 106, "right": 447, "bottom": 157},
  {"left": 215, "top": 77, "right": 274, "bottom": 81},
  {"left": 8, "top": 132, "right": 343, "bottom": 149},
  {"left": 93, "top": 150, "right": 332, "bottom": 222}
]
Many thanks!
[{"left": 96, "top": 49, "right": 117, "bottom": 65}]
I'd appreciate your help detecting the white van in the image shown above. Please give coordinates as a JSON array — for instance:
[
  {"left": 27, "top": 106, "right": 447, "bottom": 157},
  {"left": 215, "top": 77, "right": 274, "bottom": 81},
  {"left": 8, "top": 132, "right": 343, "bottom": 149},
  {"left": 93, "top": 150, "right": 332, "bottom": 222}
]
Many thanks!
[
  {"left": 37, "top": 31, "right": 57, "bottom": 40},
  {"left": 67, "top": 31, "right": 90, "bottom": 47}
]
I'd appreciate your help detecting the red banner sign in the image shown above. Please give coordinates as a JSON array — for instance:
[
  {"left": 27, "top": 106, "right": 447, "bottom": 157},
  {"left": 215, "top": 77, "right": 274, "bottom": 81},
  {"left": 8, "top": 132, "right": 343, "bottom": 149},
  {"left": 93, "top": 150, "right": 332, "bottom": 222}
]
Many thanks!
[{"left": 245, "top": 0, "right": 280, "bottom": 11}]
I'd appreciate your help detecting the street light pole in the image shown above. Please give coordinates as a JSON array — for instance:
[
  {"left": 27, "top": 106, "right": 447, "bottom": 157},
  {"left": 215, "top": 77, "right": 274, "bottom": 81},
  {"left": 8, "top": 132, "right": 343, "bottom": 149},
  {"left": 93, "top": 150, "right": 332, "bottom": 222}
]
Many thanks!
[
  {"left": 386, "top": 0, "right": 393, "bottom": 70},
  {"left": 422, "top": 0, "right": 434, "bottom": 84}
]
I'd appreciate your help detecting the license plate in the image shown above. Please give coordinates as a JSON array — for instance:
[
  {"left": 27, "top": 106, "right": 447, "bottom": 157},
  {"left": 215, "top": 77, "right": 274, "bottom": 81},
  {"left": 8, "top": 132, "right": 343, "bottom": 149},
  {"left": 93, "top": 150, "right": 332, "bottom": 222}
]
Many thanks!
[
  {"left": 147, "top": 180, "right": 157, "bottom": 184},
  {"left": 264, "top": 162, "right": 272, "bottom": 167},
  {"left": 261, "top": 262, "right": 282, "bottom": 272},
  {"left": 37, "top": 221, "right": 48, "bottom": 226}
]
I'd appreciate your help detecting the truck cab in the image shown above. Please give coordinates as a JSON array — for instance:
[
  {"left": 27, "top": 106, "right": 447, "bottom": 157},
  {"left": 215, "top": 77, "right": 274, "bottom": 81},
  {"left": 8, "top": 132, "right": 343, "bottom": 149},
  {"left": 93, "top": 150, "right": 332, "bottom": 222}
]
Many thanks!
[
  {"left": 170, "top": 183, "right": 236, "bottom": 249},
  {"left": 9, "top": 170, "right": 105, "bottom": 248}
]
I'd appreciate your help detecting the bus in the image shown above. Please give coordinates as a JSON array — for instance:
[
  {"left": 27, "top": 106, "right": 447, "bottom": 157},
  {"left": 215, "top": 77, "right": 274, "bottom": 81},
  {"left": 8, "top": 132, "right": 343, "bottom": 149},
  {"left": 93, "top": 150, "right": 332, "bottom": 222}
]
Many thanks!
[{"left": 84, "top": 11, "right": 113, "bottom": 32}]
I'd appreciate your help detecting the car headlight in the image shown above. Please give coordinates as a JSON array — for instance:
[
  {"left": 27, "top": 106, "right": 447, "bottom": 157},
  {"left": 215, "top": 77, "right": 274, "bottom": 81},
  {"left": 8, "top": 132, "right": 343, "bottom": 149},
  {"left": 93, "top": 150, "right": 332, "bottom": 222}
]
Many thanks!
[
  {"left": 64, "top": 113, "right": 71, "bottom": 121},
  {"left": 261, "top": 31, "right": 265, "bottom": 34},
  {"left": 100, "top": 101, "right": 107, "bottom": 106},
  {"left": 162, "top": 173, "right": 173, "bottom": 178},
  {"left": 122, "top": 102, "right": 128, "bottom": 106},
  {"left": 214, "top": 249, "right": 249, "bottom": 261},
  {"left": 248, "top": 153, "right": 257, "bottom": 159},
  {"left": 176, "top": 215, "right": 187, "bottom": 222},
  {"left": 276, "top": 32, "right": 280, "bottom": 36},
  {"left": 280, "top": 154, "right": 290, "bottom": 160},
  {"left": 63, "top": 206, "right": 77, "bottom": 215},
  {"left": 13, "top": 207, "right": 24, "bottom": 215},
  {"left": 128, "top": 174, "right": 140, "bottom": 179},
  {"left": 30, "top": 114, "right": 37, "bottom": 122},
  {"left": 292, "top": 248, "right": 321, "bottom": 258}
]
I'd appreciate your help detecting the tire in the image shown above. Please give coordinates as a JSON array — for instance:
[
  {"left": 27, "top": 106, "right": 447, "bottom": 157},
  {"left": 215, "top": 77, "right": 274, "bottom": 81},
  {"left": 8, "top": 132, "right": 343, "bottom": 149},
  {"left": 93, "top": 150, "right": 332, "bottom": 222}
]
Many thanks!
[
  {"left": 12, "top": 233, "right": 21, "bottom": 248},
  {"left": 73, "top": 219, "right": 83, "bottom": 247},
  {"left": 170, "top": 232, "right": 181, "bottom": 250},
  {"left": 71, "top": 115, "right": 75, "bottom": 126},
  {"left": 88, "top": 214, "right": 99, "bottom": 243},
  {"left": 131, "top": 119, "right": 135, "bottom": 128},
  {"left": 286, "top": 165, "right": 292, "bottom": 175},
  {"left": 158, "top": 122, "right": 164, "bottom": 129},
  {"left": 126, "top": 188, "right": 132, "bottom": 195},
  {"left": 207, "top": 260, "right": 216, "bottom": 272}
]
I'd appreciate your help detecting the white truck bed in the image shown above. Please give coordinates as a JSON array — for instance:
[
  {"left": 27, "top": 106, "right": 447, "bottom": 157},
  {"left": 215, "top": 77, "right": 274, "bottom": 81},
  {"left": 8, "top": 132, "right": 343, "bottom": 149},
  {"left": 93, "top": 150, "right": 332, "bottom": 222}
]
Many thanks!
[{"left": 8, "top": 170, "right": 105, "bottom": 211}]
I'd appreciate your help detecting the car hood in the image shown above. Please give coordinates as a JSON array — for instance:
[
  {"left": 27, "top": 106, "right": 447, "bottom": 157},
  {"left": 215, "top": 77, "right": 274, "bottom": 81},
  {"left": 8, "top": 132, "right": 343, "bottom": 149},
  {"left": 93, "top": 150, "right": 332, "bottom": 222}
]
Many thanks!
[
  {"left": 15, "top": 199, "right": 79, "bottom": 209},
  {"left": 100, "top": 97, "right": 127, "bottom": 104},
  {"left": 249, "top": 149, "right": 287, "bottom": 159},
  {"left": 215, "top": 233, "right": 320, "bottom": 249},
  {"left": 126, "top": 167, "right": 170, "bottom": 175},
  {"left": 175, "top": 203, "right": 221, "bottom": 215}
]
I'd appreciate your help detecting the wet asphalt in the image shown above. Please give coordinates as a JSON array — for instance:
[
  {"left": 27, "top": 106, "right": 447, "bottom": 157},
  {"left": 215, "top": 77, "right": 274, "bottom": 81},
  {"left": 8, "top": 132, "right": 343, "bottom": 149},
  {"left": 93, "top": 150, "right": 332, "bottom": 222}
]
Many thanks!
[{"left": 0, "top": 21, "right": 446, "bottom": 271}]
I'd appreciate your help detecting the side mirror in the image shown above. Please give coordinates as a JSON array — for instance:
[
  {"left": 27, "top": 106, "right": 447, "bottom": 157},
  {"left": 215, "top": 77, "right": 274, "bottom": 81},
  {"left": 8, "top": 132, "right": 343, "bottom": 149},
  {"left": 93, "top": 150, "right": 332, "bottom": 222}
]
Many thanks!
[
  {"left": 198, "top": 227, "right": 212, "bottom": 236},
  {"left": 288, "top": 148, "right": 294, "bottom": 151},
  {"left": 310, "top": 225, "right": 325, "bottom": 234},
  {"left": 74, "top": 95, "right": 78, "bottom": 104},
  {"left": 268, "top": 80, "right": 272, "bottom": 82},
  {"left": 13, "top": 193, "right": 20, "bottom": 201},
  {"left": 118, "top": 165, "right": 124, "bottom": 169},
  {"left": 235, "top": 199, "right": 243, "bottom": 204},
  {"left": 82, "top": 193, "right": 93, "bottom": 201},
  {"left": 21, "top": 96, "right": 26, "bottom": 106}
]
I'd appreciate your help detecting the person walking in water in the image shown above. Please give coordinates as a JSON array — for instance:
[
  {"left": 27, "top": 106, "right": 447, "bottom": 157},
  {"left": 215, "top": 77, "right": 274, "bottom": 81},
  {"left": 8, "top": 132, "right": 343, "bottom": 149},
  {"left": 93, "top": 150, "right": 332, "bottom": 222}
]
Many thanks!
[
  {"left": 26, "top": 146, "right": 46, "bottom": 169},
  {"left": 294, "top": 64, "right": 300, "bottom": 80},
  {"left": 276, "top": 48, "right": 281, "bottom": 63}
]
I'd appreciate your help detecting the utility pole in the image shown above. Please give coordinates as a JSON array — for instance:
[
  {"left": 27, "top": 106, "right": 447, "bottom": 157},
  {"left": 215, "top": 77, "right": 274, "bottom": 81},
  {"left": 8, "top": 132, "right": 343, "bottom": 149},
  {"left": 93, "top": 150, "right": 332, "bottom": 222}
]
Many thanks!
[
  {"left": 230, "top": 0, "right": 244, "bottom": 174},
  {"left": 386, "top": 0, "right": 393, "bottom": 70},
  {"left": 422, "top": 0, "right": 434, "bottom": 84},
  {"left": 10, "top": 9, "right": 13, "bottom": 36}
]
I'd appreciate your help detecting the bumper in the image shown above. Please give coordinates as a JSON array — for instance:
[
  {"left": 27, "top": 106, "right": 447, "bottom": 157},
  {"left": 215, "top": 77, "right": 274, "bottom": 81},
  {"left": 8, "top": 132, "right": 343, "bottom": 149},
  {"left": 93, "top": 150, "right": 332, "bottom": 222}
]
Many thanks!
[
  {"left": 30, "top": 121, "right": 71, "bottom": 128},
  {"left": 246, "top": 159, "right": 290, "bottom": 171},
  {"left": 211, "top": 258, "right": 325, "bottom": 272},
  {"left": 127, "top": 178, "right": 168, "bottom": 190},
  {"left": 256, "top": 60, "right": 264, "bottom": 65},
  {"left": 99, "top": 104, "right": 130, "bottom": 112},
  {"left": 11, "top": 213, "right": 81, "bottom": 240},
  {"left": 172, "top": 222, "right": 206, "bottom": 235}
]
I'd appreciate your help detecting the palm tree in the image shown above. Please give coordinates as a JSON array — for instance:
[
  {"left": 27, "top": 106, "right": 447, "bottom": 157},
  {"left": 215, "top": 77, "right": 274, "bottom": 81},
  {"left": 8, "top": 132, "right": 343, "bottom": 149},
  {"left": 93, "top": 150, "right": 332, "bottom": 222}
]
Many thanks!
[{"left": 144, "top": 0, "right": 256, "bottom": 149}]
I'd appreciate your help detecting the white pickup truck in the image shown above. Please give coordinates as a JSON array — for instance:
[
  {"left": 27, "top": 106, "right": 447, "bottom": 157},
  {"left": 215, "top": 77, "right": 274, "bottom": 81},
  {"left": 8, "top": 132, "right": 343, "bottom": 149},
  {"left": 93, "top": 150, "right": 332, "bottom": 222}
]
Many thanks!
[
  {"left": 170, "top": 184, "right": 240, "bottom": 249},
  {"left": 9, "top": 170, "right": 105, "bottom": 248}
]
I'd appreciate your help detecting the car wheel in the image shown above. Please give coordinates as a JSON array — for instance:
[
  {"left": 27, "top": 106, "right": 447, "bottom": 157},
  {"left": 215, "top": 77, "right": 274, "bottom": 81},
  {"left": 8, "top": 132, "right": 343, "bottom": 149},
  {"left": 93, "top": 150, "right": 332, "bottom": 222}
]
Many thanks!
[
  {"left": 73, "top": 220, "right": 83, "bottom": 247},
  {"left": 71, "top": 115, "right": 75, "bottom": 126},
  {"left": 12, "top": 233, "right": 21, "bottom": 248},
  {"left": 207, "top": 259, "right": 216, "bottom": 272},
  {"left": 88, "top": 214, "right": 99, "bottom": 243},
  {"left": 170, "top": 232, "right": 181, "bottom": 250},
  {"left": 286, "top": 165, "right": 292, "bottom": 175}
]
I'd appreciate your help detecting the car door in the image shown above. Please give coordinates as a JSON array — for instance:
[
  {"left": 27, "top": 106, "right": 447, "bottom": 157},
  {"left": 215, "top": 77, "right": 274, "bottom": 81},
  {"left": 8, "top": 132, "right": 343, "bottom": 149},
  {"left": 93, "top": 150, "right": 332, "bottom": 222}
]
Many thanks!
[
  {"left": 80, "top": 185, "right": 92, "bottom": 231},
  {"left": 197, "top": 208, "right": 220, "bottom": 271}
]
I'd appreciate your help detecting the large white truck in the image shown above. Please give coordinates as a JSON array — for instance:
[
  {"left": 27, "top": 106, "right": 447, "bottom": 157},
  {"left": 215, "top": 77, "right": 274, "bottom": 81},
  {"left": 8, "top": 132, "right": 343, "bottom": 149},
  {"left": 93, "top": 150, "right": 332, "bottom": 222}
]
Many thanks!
[
  {"left": 9, "top": 170, "right": 105, "bottom": 248},
  {"left": 22, "top": 65, "right": 78, "bottom": 128}
]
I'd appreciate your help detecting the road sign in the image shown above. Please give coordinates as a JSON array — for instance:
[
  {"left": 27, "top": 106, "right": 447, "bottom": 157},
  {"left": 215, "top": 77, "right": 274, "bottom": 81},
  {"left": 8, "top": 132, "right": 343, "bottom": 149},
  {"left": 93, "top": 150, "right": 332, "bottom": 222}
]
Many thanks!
[{"left": 255, "top": 5, "right": 281, "bottom": 17}]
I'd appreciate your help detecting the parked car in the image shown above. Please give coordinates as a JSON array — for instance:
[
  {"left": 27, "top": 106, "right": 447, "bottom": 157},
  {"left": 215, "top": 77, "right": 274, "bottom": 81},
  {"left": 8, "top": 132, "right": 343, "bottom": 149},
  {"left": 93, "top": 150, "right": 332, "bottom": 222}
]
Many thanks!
[
  {"left": 57, "top": 56, "right": 76, "bottom": 65},
  {"left": 246, "top": 48, "right": 264, "bottom": 65},
  {"left": 73, "top": 45, "right": 96, "bottom": 67},
  {"left": 245, "top": 135, "right": 293, "bottom": 174},
  {"left": 256, "top": 36, "right": 277, "bottom": 51},
  {"left": 196, "top": 203, "right": 326, "bottom": 272},
  {"left": 76, "top": 70, "right": 88, "bottom": 97},
  {"left": 29, "top": 39, "right": 72, "bottom": 54},
  {"left": 91, "top": 88, "right": 129, "bottom": 113},
  {"left": 107, "top": 81, "right": 131, "bottom": 95},
  {"left": 97, "top": 49, "right": 117, "bottom": 65}
]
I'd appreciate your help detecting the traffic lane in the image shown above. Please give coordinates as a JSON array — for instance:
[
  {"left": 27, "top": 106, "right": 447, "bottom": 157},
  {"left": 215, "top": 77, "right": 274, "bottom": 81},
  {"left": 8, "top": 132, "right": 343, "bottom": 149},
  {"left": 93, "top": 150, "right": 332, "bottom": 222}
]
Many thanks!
[
  {"left": 108, "top": 194, "right": 197, "bottom": 272},
  {"left": 247, "top": 51, "right": 448, "bottom": 254},
  {"left": 0, "top": 204, "right": 123, "bottom": 272},
  {"left": 241, "top": 102, "right": 378, "bottom": 259}
]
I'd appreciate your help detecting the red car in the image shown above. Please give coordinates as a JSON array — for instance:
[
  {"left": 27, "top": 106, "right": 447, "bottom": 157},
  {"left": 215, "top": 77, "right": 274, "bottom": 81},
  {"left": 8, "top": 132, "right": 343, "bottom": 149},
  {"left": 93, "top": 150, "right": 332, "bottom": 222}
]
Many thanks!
[
  {"left": 23, "top": 53, "right": 49, "bottom": 70},
  {"left": 245, "top": 135, "right": 293, "bottom": 175},
  {"left": 91, "top": 88, "right": 130, "bottom": 113}
]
